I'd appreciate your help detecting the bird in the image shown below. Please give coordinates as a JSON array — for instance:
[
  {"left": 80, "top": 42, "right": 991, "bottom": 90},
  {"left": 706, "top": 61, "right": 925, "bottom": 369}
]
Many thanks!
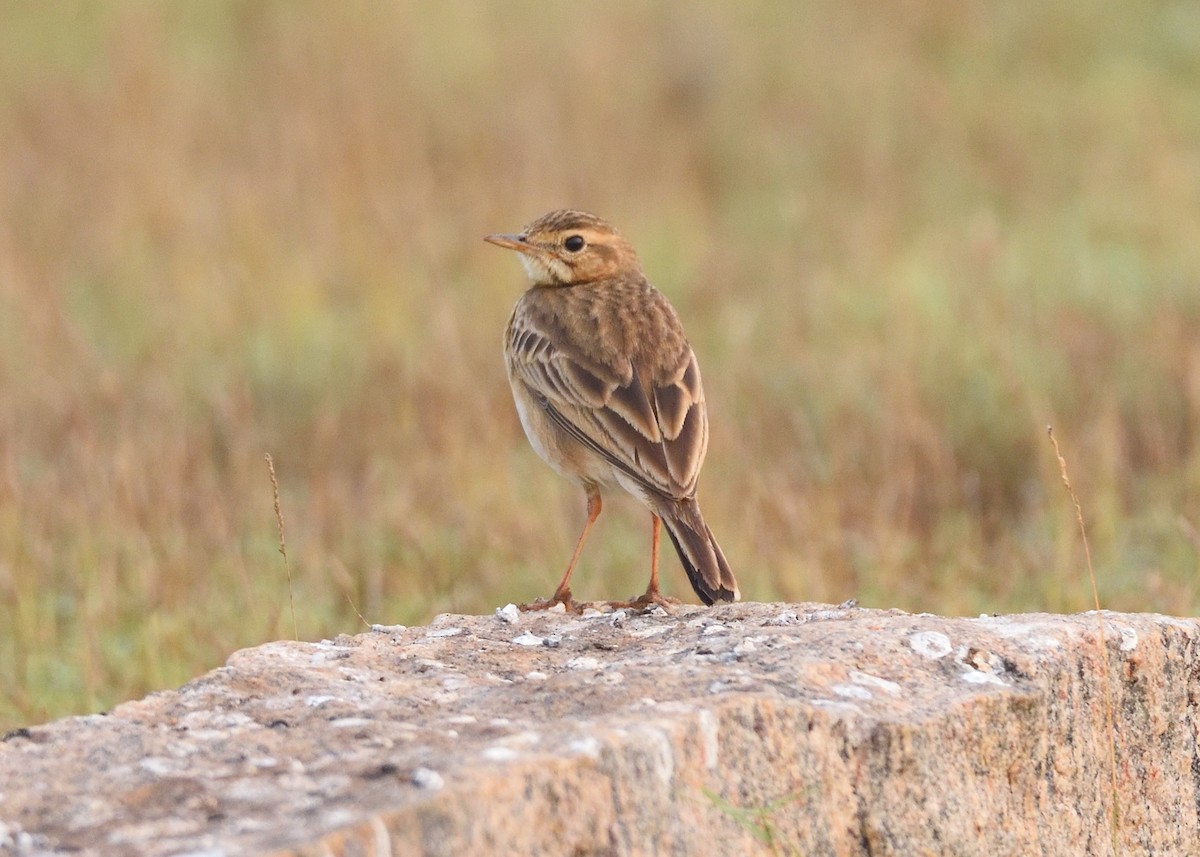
[{"left": 485, "top": 209, "right": 739, "bottom": 611}]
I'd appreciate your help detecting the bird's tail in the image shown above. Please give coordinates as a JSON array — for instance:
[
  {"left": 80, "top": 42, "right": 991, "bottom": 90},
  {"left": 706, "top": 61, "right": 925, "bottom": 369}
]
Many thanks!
[{"left": 659, "top": 498, "right": 739, "bottom": 606}]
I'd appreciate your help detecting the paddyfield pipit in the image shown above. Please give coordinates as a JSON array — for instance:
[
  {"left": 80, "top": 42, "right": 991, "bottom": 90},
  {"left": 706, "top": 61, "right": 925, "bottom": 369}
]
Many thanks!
[{"left": 486, "top": 209, "right": 740, "bottom": 610}]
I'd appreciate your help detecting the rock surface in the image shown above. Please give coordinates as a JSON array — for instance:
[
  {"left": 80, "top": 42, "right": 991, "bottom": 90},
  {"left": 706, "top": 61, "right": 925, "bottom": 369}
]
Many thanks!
[{"left": 1, "top": 602, "right": 1198, "bottom": 856}]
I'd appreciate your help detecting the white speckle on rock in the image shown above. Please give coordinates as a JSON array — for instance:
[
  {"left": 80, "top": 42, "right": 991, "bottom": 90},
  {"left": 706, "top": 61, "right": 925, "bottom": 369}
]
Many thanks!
[
  {"left": 558, "top": 620, "right": 592, "bottom": 636},
  {"left": 568, "top": 736, "right": 602, "bottom": 758},
  {"left": 581, "top": 607, "right": 605, "bottom": 618},
  {"left": 979, "top": 619, "right": 1065, "bottom": 655},
  {"left": 811, "top": 699, "right": 863, "bottom": 714},
  {"left": 482, "top": 746, "right": 520, "bottom": 762},
  {"left": 511, "top": 632, "right": 543, "bottom": 647},
  {"left": 548, "top": 602, "right": 567, "bottom": 614},
  {"left": 370, "top": 623, "right": 406, "bottom": 634},
  {"left": 734, "top": 636, "right": 769, "bottom": 654},
  {"left": 910, "top": 631, "right": 953, "bottom": 659},
  {"left": 1157, "top": 616, "right": 1199, "bottom": 631},
  {"left": 370, "top": 817, "right": 391, "bottom": 853},
  {"left": 0, "top": 823, "right": 44, "bottom": 853},
  {"left": 495, "top": 604, "right": 521, "bottom": 625},
  {"left": 629, "top": 625, "right": 669, "bottom": 639},
  {"left": 202, "top": 712, "right": 254, "bottom": 729},
  {"left": 446, "top": 714, "right": 477, "bottom": 725},
  {"left": 427, "top": 627, "right": 465, "bottom": 638},
  {"left": 1118, "top": 627, "right": 1138, "bottom": 652},
  {"left": 138, "top": 757, "right": 177, "bottom": 775},
  {"left": 410, "top": 766, "right": 444, "bottom": 790},
  {"left": 961, "top": 670, "right": 1008, "bottom": 687},
  {"left": 566, "top": 656, "right": 601, "bottom": 671},
  {"left": 976, "top": 618, "right": 1032, "bottom": 634},
  {"left": 702, "top": 624, "right": 730, "bottom": 636},
  {"left": 696, "top": 708, "right": 719, "bottom": 770},
  {"left": 329, "top": 717, "right": 374, "bottom": 728},
  {"left": 850, "top": 671, "right": 901, "bottom": 695},
  {"left": 634, "top": 725, "right": 675, "bottom": 788},
  {"left": 304, "top": 695, "right": 338, "bottom": 707},
  {"left": 832, "top": 684, "right": 873, "bottom": 700},
  {"left": 767, "top": 610, "right": 800, "bottom": 625},
  {"left": 1025, "top": 635, "right": 1061, "bottom": 651},
  {"left": 320, "top": 807, "right": 358, "bottom": 829},
  {"left": 524, "top": 670, "right": 548, "bottom": 681}
]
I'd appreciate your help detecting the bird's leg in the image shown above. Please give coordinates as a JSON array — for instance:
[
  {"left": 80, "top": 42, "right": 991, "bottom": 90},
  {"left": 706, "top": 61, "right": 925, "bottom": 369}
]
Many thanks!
[
  {"left": 646, "top": 512, "right": 662, "bottom": 598},
  {"left": 521, "top": 490, "right": 601, "bottom": 613},
  {"left": 608, "top": 513, "right": 680, "bottom": 612},
  {"left": 554, "top": 491, "right": 602, "bottom": 602}
]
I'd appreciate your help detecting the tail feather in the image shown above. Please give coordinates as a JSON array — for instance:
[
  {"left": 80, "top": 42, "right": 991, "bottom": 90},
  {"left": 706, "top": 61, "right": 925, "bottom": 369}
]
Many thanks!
[{"left": 659, "top": 499, "right": 739, "bottom": 605}]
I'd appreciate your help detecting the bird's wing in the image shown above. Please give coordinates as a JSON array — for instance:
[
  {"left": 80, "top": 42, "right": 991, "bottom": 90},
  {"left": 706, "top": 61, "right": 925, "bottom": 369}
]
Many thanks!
[{"left": 507, "top": 308, "right": 707, "bottom": 501}]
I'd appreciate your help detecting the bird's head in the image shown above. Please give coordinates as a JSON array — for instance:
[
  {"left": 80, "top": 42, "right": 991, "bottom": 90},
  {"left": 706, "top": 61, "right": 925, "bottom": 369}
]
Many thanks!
[{"left": 485, "top": 209, "right": 641, "bottom": 286}]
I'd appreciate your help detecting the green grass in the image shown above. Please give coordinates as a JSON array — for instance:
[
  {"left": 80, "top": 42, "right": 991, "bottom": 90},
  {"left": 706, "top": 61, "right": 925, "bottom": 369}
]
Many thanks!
[
  {"left": 1, "top": 1, "right": 1199, "bottom": 730},
  {"left": 702, "top": 787, "right": 806, "bottom": 855}
]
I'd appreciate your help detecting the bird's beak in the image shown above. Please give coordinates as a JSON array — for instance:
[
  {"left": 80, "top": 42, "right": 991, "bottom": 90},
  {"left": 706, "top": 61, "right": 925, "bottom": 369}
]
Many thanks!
[{"left": 484, "top": 233, "right": 530, "bottom": 253}]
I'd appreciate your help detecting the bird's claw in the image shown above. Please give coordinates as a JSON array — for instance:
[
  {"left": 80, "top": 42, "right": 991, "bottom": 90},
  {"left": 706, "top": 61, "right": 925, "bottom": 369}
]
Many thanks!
[
  {"left": 518, "top": 587, "right": 581, "bottom": 614},
  {"left": 606, "top": 589, "right": 679, "bottom": 613}
]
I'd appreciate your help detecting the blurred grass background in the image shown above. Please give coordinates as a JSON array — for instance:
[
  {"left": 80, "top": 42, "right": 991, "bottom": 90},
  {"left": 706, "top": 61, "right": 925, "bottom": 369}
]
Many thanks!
[{"left": 1, "top": 0, "right": 1199, "bottom": 730}]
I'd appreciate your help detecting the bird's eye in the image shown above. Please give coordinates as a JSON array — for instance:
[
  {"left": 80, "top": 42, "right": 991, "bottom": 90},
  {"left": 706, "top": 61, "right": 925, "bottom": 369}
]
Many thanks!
[{"left": 564, "top": 235, "right": 585, "bottom": 252}]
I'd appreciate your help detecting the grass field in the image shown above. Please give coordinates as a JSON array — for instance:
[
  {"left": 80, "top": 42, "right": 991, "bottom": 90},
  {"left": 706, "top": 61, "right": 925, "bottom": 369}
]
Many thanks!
[{"left": 2, "top": 1, "right": 1199, "bottom": 730}]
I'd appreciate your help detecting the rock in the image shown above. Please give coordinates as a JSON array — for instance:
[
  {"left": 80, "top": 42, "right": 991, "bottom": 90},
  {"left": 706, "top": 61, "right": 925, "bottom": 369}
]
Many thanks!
[
  {"left": 494, "top": 603, "right": 521, "bottom": 625},
  {"left": 0, "top": 603, "right": 1197, "bottom": 855}
]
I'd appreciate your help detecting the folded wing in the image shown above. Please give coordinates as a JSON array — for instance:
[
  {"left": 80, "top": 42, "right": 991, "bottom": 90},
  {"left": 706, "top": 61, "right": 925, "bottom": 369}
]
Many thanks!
[{"left": 506, "top": 306, "right": 708, "bottom": 501}]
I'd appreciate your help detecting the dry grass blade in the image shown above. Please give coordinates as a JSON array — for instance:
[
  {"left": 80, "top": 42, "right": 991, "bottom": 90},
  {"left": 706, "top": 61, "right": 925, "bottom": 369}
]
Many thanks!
[
  {"left": 344, "top": 591, "right": 371, "bottom": 630},
  {"left": 1047, "top": 426, "right": 1120, "bottom": 853},
  {"left": 264, "top": 453, "right": 298, "bottom": 642}
]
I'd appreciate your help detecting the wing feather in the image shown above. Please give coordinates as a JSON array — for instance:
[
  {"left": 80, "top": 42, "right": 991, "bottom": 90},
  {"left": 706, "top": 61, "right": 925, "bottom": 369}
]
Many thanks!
[{"left": 506, "top": 301, "right": 707, "bottom": 500}]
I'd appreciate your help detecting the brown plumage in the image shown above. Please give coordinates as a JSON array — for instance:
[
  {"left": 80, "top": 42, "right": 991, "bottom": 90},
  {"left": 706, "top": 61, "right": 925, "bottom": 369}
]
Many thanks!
[{"left": 486, "top": 209, "right": 739, "bottom": 609}]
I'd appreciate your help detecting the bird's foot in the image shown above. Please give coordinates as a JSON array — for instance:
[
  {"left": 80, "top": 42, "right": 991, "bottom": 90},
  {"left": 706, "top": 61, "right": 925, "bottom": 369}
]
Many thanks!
[
  {"left": 606, "top": 587, "right": 680, "bottom": 614},
  {"left": 518, "top": 586, "right": 580, "bottom": 614}
]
